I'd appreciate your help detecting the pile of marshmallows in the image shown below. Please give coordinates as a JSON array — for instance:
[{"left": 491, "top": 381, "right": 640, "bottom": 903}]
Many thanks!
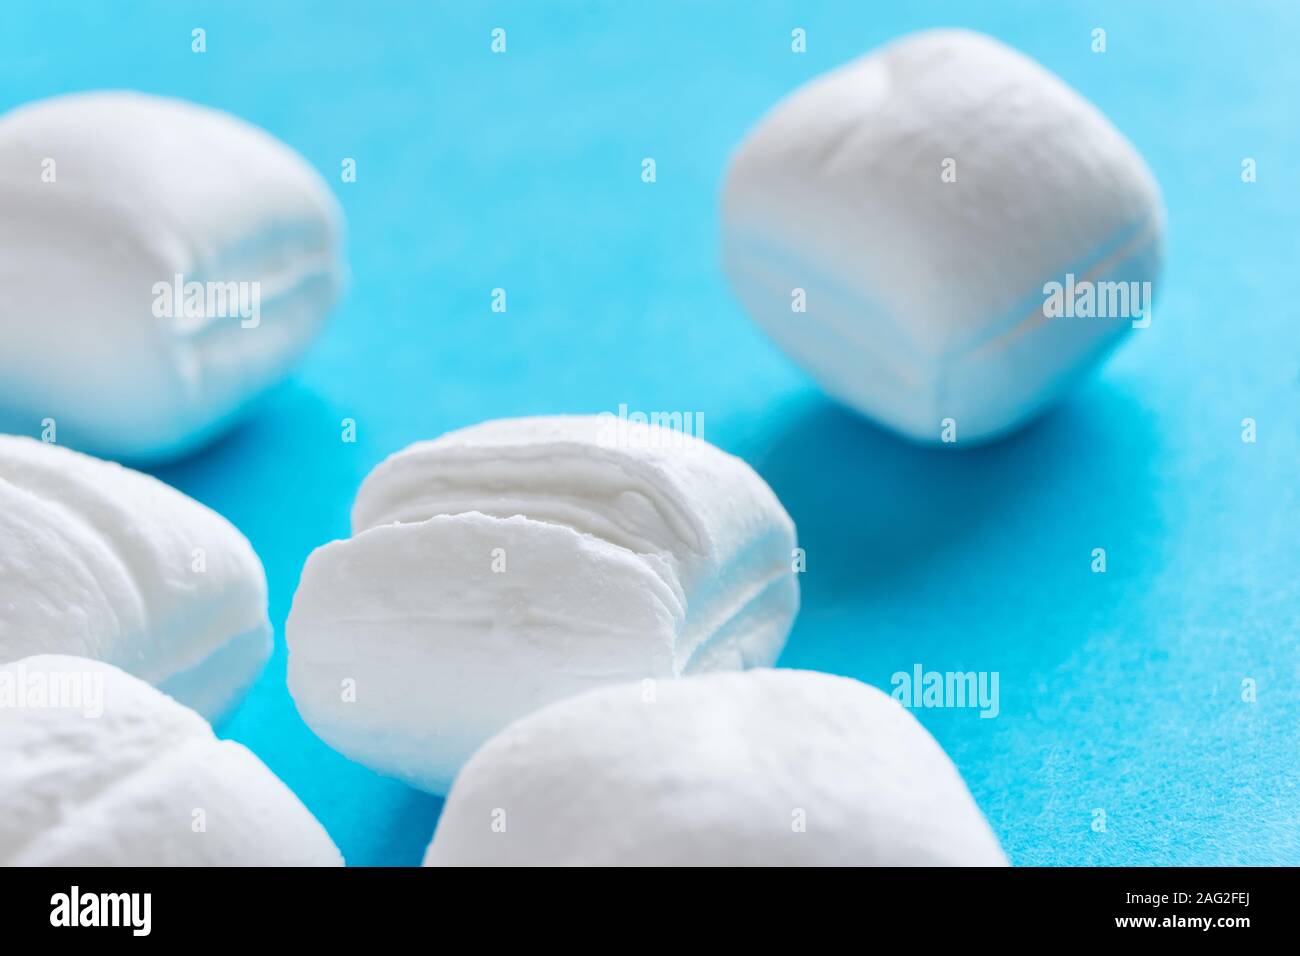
[{"left": 0, "top": 30, "right": 1161, "bottom": 866}]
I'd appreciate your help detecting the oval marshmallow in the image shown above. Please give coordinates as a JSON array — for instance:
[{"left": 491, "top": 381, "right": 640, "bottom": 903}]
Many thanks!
[
  {"left": 0, "top": 91, "right": 345, "bottom": 462},
  {"left": 425, "top": 669, "right": 1007, "bottom": 866},
  {"left": 722, "top": 29, "right": 1164, "bottom": 443},
  {"left": 287, "top": 415, "right": 800, "bottom": 794},
  {"left": 0, "top": 655, "right": 341, "bottom": 866},
  {"left": 0, "top": 435, "right": 271, "bottom": 721}
]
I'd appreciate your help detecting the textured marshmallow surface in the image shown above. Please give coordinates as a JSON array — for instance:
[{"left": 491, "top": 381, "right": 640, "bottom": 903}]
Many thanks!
[
  {"left": 0, "top": 435, "right": 271, "bottom": 721},
  {"left": 0, "top": 91, "right": 345, "bottom": 462},
  {"left": 287, "top": 415, "right": 800, "bottom": 793},
  {"left": 426, "top": 669, "right": 1007, "bottom": 866},
  {"left": 722, "top": 29, "right": 1164, "bottom": 443},
  {"left": 0, "top": 655, "right": 341, "bottom": 865}
]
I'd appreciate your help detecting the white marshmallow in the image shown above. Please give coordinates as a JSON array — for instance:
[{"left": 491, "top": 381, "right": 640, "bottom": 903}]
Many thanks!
[
  {"left": 0, "top": 435, "right": 271, "bottom": 721},
  {"left": 287, "top": 415, "right": 800, "bottom": 794},
  {"left": 722, "top": 29, "right": 1163, "bottom": 443},
  {"left": 425, "top": 669, "right": 1007, "bottom": 866},
  {"left": 0, "top": 91, "right": 344, "bottom": 462},
  {"left": 0, "top": 655, "right": 341, "bottom": 865}
]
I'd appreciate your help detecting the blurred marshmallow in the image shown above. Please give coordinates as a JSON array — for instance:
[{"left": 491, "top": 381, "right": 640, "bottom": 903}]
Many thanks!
[
  {"left": 0, "top": 655, "right": 341, "bottom": 866},
  {"left": 0, "top": 435, "right": 270, "bottom": 721},
  {"left": 723, "top": 29, "right": 1163, "bottom": 443},
  {"left": 0, "top": 91, "right": 344, "bottom": 462},
  {"left": 426, "top": 669, "right": 1007, "bottom": 866}
]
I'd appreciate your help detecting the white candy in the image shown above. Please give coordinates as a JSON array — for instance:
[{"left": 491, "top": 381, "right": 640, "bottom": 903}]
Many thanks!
[
  {"left": 722, "top": 29, "right": 1164, "bottom": 443},
  {"left": 0, "top": 435, "right": 270, "bottom": 721},
  {"left": 0, "top": 91, "right": 344, "bottom": 462},
  {"left": 426, "top": 669, "right": 1007, "bottom": 866},
  {"left": 287, "top": 415, "right": 800, "bottom": 794},
  {"left": 0, "top": 655, "right": 341, "bottom": 865}
]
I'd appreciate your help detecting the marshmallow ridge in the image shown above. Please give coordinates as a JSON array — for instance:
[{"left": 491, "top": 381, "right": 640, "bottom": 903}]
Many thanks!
[{"left": 287, "top": 415, "right": 800, "bottom": 793}]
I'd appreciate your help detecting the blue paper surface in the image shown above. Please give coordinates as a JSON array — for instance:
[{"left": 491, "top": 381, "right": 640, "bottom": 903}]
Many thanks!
[{"left": 3, "top": 1, "right": 1296, "bottom": 865}]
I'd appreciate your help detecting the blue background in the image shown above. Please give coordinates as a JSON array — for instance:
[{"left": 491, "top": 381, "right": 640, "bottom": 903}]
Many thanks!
[{"left": 4, "top": 1, "right": 1296, "bottom": 865}]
